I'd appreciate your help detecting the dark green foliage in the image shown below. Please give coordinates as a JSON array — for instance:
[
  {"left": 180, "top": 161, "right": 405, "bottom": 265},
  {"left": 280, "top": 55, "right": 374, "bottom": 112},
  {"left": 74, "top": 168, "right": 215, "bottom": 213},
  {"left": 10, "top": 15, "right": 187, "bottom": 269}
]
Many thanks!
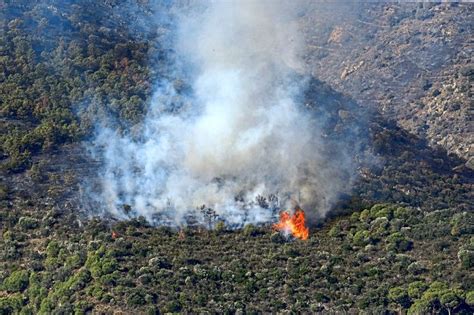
[
  {"left": 439, "top": 289, "right": 462, "bottom": 311},
  {"left": 0, "top": 294, "right": 24, "bottom": 314},
  {"left": 17, "top": 216, "right": 38, "bottom": 230},
  {"left": 451, "top": 212, "right": 474, "bottom": 236},
  {"left": 165, "top": 300, "right": 182, "bottom": 313},
  {"left": 0, "top": 203, "right": 472, "bottom": 313},
  {"left": 127, "top": 289, "right": 147, "bottom": 306},
  {"left": 2, "top": 271, "right": 29, "bottom": 293},
  {"left": 457, "top": 248, "right": 474, "bottom": 269},
  {"left": 0, "top": 184, "right": 9, "bottom": 200},
  {"left": 408, "top": 281, "right": 428, "bottom": 299},
  {"left": 353, "top": 230, "right": 372, "bottom": 246},
  {"left": 466, "top": 291, "right": 474, "bottom": 306},
  {"left": 388, "top": 286, "right": 411, "bottom": 308},
  {"left": 0, "top": 1, "right": 472, "bottom": 314},
  {"left": 386, "top": 232, "right": 413, "bottom": 252},
  {"left": 243, "top": 224, "right": 257, "bottom": 237},
  {"left": 0, "top": 1, "right": 157, "bottom": 172}
]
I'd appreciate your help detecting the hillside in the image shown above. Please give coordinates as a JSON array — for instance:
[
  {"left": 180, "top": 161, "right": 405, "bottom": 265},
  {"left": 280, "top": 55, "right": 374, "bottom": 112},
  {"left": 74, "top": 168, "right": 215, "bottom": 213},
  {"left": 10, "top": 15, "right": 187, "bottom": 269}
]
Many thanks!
[
  {"left": 1, "top": 203, "right": 473, "bottom": 313},
  {"left": 302, "top": 2, "right": 473, "bottom": 162},
  {"left": 0, "top": 1, "right": 473, "bottom": 314}
]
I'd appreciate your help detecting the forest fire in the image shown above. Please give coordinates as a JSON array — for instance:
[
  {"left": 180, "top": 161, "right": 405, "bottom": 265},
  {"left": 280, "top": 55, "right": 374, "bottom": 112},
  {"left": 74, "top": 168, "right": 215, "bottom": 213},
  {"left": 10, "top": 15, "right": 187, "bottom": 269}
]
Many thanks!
[{"left": 273, "top": 208, "right": 309, "bottom": 240}]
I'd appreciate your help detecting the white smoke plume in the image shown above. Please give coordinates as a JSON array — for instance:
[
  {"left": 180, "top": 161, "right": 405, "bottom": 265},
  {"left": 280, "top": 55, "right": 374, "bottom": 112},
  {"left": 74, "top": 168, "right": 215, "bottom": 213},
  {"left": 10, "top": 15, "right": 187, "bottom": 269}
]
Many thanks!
[{"left": 90, "top": 1, "right": 357, "bottom": 226}]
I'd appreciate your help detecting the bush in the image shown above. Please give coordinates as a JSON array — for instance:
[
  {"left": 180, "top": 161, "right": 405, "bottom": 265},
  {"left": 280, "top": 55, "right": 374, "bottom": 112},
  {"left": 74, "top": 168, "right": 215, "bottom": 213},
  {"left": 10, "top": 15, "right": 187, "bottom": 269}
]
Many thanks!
[
  {"left": 18, "top": 216, "right": 38, "bottom": 230},
  {"left": 165, "top": 300, "right": 182, "bottom": 312},
  {"left": 388, "top": 286, "right": 411, "bottom": 309},
  {"left": 2, "top": 270, "right": 29, "bottom": 292},
  {"left": 407, "top": 262, "right": 425, "bottom": 275},
  {"left": 450, "top": 212, "right": 474, "bottom": 236},
  {"left": 127, "top": 289, "right": 146, "bottom": 306},
  {"left": 85, "top": 248, "right": 118, "bottom": 278},
  {"left": 270, "top": 232, "right": 285, "bottom": 244},
  {"left": 466, "top": 291, "right": 474, "bottom": 306},
  {"left": 353, "top": 230, "right": 371, "bottom": 246},
  {"left": 46, "top": 240, "right": 60, "bottom": 257},
  {"left": 457, "top": 249, "right": 474, "bottom": 269},
  {"left": 408, "top": 299, "right": 430, "bottom": 315},
  {"left": 439, "top": 289, "right": 462, "bottom": 312},
  {"left": 374, "top": 208, "right": 393, "bottom": 220},
  {"left": 421, "top": 281, "right": 448, "bottom": 303},
  {"left": 394, "top": 207, "right": 409, "bottom": 220},
  {"left": 0, "top": 294, "right": 24, "bottom": 314},
  {"left": 386, "top": 232, "right": 413, "bottom": 252},
  {"left": 243, "top": 224, "right": 257, "bottom": 237},
  {"left": 0, "top": 184, "right": 9, "bottom": 200},
  {"left": 328, "top": 225, "right": 341, "bottom": 237},
  {"left": 359, "top": 209, "right": 370, "bottom": 222},
  {"left": 408, "top": 281, "right": 428, "bottom": 299},
  {"left": 215, "top": 221, "right": 226, "bottom": 234}
]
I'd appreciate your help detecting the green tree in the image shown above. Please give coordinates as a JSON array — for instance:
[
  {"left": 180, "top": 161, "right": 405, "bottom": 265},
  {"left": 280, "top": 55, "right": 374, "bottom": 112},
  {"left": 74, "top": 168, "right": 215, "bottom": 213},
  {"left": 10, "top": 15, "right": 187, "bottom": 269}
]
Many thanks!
[
  {"left": 439, "top": 289, "right": 462, "bottom": 315},
  {"left": 408, "top": 281, "right": 428, "bottom": 299},
  {"left": 388, "top": 286, "right": 411, "bottom": 311},
  {"left": 2, "top": 270, "right": 29, "bottom": 292}
]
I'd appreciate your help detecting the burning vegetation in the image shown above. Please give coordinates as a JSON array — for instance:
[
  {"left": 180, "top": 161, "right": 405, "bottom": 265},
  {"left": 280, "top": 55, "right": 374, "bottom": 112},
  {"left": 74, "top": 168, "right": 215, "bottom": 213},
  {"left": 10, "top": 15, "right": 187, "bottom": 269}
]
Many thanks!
[{"left": 273, "top": 208, "right": 309, "bottom": 240}]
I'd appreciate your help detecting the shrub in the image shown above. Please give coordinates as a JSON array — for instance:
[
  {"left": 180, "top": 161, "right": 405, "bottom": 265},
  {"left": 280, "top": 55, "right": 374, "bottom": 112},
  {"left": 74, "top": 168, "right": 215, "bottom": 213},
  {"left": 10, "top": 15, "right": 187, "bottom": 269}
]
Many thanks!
[
  {"left": 65, "top": 253, "right": 84, "bottom": 269},
  {"left": 74, "top": 301, "right": 93, "bottom": 314},
  {"left": 370, "top": 217, "right": 390, "bottom": 237},
  {"left": 0, "top": 294, "right": 24, "bottom": 314},
  {"left": 18, "top": 217, "right": 38, "bottom": 230},
  {"left": 386, "top": 232, "right": 413, "bottom": 252},
  {"left": 394, "top": 207, "right": 409, "bottom": 220},
  {"left": 127, "top": 289, "right": 146, "bottom": 311},
  {"left": 359, "top": 209, "right": 370, "bottom": 222},
  {"left": 408, "top": 281, "right": 428, "bottom": 299},
  {"left": 388, "top": 286, "right": 411, "bottom": 309},
  {"left": 0, "top": 184, "right": 8, "bottom": 200},
  {"left": 85, "top": 248, "right": 118, "bottom": 278},
  {"left": 466, "top": 291, "right": 474, "bottom": 306},
  {"left": 270, "top": 232, "right": 285, "bottom": 244},
  {"left": 439, "top": 289, "right": 462, "bottom": 312},
  {"left": 457, "top": 249, "right": 474, "bottom": 269},
  {"left": 450, "top": 212, "right": 474, "bottom": 236},
  {"left": 88, "top": 284, "right": 105, "bottom": 300},
  {"left": 3, "top": 270, "right": 29, "bottom": 292},
  {"left": 243, "top": 224, "right": 257, "bottom": 237},
  {"left": 328, "top": 225, "right": 341, "bottom": 237},
  {"left": 350, "top": 212, "right": 360, "bottom": 222},
  {"left": 165, "top": 300, "right": 182, "bottom": 312},
  {"left": 46, "top": 240, "right": 60, "bottom": 257},
  {"left": 408, "top": 299, "right": 430, "bottom": 315},
  {"left": 422, "top": 281, "right": 448, "bottom": 303},
  {"left": 374, "top": 208, "right": 393, "bottom": 220},
  {"left": 353, "top": 230, "right": 371, "bottom": 246},
  {"left": 215, "top": 221, "right": 226, "bottom": 234}
]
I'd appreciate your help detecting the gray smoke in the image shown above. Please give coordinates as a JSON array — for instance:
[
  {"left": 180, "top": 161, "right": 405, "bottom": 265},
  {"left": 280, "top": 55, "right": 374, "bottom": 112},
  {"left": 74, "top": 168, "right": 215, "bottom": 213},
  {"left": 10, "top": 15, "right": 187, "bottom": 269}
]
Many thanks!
[{"left": 90, "top": 1, "right": 357, "bottom": 226}]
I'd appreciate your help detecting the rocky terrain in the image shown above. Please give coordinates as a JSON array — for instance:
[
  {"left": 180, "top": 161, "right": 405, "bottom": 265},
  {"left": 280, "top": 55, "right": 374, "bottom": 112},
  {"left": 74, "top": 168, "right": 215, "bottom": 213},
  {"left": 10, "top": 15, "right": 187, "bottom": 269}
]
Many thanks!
[{"left": 302, "top": 2, "right": 473, "bottom": 163}]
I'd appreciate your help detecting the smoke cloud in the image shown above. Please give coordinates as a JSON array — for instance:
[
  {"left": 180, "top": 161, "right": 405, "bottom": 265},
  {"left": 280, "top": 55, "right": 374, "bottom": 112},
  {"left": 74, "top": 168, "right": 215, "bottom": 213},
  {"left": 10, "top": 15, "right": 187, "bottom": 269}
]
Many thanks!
[{"left": 90, "top": 1, "right": 358, "bottom": 227}]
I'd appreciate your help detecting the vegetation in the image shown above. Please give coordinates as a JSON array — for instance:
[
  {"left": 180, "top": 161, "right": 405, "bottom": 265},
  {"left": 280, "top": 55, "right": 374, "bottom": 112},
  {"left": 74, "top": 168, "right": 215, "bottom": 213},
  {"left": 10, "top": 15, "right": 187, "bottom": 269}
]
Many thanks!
[
  {"left": 1, "top": 1, "right": 164, "bottom": 172},
  {"left": 0, "top": 1, "right": 472, "bottom": 313},
  {"left": 0, "top": 203, "right": 472, "bottom": 313}
]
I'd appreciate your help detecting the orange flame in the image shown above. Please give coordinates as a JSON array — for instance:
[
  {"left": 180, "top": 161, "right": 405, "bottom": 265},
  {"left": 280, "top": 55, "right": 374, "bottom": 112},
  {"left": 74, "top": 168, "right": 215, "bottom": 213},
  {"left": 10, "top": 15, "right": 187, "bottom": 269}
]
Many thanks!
[{"left": 273, "top": 208, "right": 309, "bottom": 240}]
